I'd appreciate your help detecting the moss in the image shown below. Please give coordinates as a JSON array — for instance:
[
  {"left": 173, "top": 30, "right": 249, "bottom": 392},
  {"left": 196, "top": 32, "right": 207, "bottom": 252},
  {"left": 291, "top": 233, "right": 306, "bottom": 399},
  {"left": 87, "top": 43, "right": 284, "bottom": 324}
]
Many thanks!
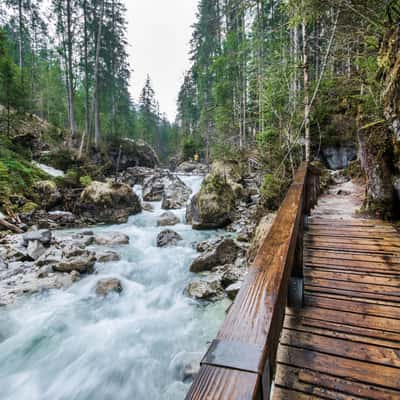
[
  {"left": 0, "top": 142, "right": 49, "bottom": 210},
  {"left": 346, "top": 160, "right": 363, "bottom": 180},
  {"left": 20, "top": 201, "right": 39, "bottom": 214},
  {"left": 79, "top": 175, "right": 92, "bottom": 187},
  {"left": 260, "top": 173, "right": 290, "bottom": 210}
]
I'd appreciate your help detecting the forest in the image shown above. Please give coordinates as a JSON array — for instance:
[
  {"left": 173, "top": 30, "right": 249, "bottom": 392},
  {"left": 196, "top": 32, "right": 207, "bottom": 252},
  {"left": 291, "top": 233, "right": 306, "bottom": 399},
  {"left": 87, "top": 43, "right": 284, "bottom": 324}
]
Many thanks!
[{"left": 0, "top": 1, "right": 400, "bottom": 399}]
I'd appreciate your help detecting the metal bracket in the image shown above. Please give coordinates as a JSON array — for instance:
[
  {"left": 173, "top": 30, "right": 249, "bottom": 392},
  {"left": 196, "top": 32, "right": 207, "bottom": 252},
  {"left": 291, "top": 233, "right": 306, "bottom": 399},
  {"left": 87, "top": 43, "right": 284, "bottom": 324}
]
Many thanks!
[{"left": 288, "top": 277, "right": 304, "bottom": 308}]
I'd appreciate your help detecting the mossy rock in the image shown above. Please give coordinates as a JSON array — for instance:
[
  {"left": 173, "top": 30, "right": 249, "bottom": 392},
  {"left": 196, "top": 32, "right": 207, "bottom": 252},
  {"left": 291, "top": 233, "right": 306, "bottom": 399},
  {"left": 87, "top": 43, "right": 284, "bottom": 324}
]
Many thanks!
[
  {"left": 187, "top": 173, "right": 236, "bottom": 229},
  {"left": 20, "top": 201, "right": 39, "bottom": 214}
]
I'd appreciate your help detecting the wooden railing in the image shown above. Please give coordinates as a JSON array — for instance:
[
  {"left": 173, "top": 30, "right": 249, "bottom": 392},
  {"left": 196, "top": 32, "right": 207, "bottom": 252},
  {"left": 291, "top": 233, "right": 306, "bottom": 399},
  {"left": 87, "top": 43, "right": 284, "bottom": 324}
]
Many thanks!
[{"left": 185, "top": 162, "right": 320, "bottom": 400}]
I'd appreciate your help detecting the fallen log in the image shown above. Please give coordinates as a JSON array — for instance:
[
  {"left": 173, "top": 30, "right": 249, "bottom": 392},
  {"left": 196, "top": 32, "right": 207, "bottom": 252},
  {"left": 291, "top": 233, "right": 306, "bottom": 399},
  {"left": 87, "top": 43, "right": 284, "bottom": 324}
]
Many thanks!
[{"left": 0, "top": 218, "right": 24, "bottom": 234}]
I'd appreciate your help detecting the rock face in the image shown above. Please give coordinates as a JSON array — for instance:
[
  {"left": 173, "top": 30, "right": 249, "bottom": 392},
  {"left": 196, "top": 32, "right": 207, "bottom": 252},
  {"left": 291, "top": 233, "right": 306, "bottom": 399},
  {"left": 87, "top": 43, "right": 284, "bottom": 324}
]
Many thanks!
[
  {"left": 95, "top": 278, "right": 123, "bottom": 296},
  {"left": 157, "top": 211, "right": 180, "bottom": 226},
  {"left": 109, "top": 139, "right": 159, "bottom": 169},
  {"left": 322, "top": 146, "right": 357, "bottom": 170},
  {"left": 80, "top": 181, "right": 141, "bottom": 223},
  {"left": 156, "top": 229, "right": 183, "bottom": 247},
  {"left": 33, "top": 180, "right": 62, "bottom": 210},
  {"left": 94, "top": 232, "right": 130, "bottom": 246},
  {"left": 142, "top": 172, "right": 191, "bottom": 208},
  {"left": 190, "top": 238, "right": 240, "bottom": 273},
  {"left": 186, "top": 174, "right": 236, "bottom": 230}
]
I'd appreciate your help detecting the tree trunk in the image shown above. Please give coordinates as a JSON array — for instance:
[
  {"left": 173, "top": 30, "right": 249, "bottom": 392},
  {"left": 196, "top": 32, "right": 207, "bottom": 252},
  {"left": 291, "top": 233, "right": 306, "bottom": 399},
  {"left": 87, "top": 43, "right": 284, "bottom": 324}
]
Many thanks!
[
  {"left": 18, "top": 0, "right": 23, "bottom": 84},
  {"left": 93, "top": 0, "right": 105, "bottom": 149},
  {"left": 66, "top": 0, "right": 75, "bottom": 148},
  {"left": 302, "top": 18, "right": 311, "bottom": 161}
]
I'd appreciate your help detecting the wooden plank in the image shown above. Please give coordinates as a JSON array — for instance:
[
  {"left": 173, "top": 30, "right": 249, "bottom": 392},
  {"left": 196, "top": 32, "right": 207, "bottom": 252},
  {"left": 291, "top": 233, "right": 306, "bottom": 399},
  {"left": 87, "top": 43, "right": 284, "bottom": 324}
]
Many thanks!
[
  {"left": 304, "top": 249, "right": 400, "bottom": 264},
  {"left": 306, "top": 243, "right": 400, "bottom": 255},
  {"left": 284, "top": 315, "right": 400, "bottom": 349},
  {"left": 306, "top": 277, "right": 400, "bottom": 296},
  {"left": 185, "top": 365, "right": 259, "bottom": 400},
  {"left": 272, "top": 386, "right": 325, "bottom": 400},
  {"left": 308, "top": 219, "right": 394, "bottom": 227},
  {"left": 286, "top": 306, "right": 400, "bottom": 334},
  {"left": 305, "top": 284, "right": 400, "bottom": 303},
  {"left": 285, "top": 313, "right": 400, "bottom": 342},
  {"left": 306, "top": 235, "right": 400, "bottom": 246},
  {"left": 306, "top": 231, "right": 400, "bottom": 240},
  {"left": 303, "top": 294, "right": 400, "bottom": 319},
  {"left": 277, "top": 345, "right": 400, "bottom": 390},
  {"left": 304, "top": 268, "right": 400, "bottom": 287},
  {"left": 305, "top": 262, "right": 400, "bottom": 276},
  {"left": 307, "top": 226, "right": 398, "bottom": 235},
  {"left": 280, "top": 328, "right": 400, "bottom": 367},
  {"left": 299, "top": 369, "right": 400, "bottom": 400},
  {"left": 274, "top": 365, "right": 363, "bottom": 400},
  {"left": 303, "top": 291, "right": 400, "bottom": 308}
]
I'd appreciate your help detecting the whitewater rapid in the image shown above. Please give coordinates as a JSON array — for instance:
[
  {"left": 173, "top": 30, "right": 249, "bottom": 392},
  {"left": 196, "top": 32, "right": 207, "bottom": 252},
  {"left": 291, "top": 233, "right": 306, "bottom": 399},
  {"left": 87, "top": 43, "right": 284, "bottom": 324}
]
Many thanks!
[{"left": 0, "top": 175, "right": 228, "bottom": 400}]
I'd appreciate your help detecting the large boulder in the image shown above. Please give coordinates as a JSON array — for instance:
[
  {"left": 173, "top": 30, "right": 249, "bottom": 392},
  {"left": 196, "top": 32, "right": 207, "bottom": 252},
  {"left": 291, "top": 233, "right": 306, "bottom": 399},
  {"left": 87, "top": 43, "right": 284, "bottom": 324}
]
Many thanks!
[
  {"left": 190, "top": 238, "right": 240, "bottom": 273},
  {"left": 121, "top": 166, "right": 155, "bottom": 186},
  {"left": 211, "top": 160, "right": 244, "bottom": 197},
  {"left": 156, "top": 229, "right": 183, "bottom": 247},
  {"left": 33, "top": 180, "right": 62, "bottom": 211},
  {"left": 186, "top": 174, "right": 236, "bottom": 230},
  {"left": 80, "top": 181, "right": 141, "bottom": 223},
  {"left": 109, "top": 139, "right": 159, "bottom": 169}
]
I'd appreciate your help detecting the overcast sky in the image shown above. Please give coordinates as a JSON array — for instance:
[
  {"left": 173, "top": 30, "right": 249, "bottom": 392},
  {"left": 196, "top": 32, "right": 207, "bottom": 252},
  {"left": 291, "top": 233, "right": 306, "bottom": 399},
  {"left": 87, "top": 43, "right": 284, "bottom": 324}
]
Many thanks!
[{"left": 125, "top": 0, "right": 198, "bottom": 122}]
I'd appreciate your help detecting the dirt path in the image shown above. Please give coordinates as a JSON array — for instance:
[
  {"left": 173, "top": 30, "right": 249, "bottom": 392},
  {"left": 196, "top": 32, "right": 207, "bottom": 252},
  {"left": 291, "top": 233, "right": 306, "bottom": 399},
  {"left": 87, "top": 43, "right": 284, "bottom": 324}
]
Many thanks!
[{"left": 310, "top": 173, "right": 365, "bottom": 220}]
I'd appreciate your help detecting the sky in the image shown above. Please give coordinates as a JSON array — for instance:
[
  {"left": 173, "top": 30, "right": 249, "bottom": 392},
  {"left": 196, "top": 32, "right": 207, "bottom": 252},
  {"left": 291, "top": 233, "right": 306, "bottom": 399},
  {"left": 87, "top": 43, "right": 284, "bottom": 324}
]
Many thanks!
[{"left": 125, "top": 0, "right": 199, "bottom": 122}]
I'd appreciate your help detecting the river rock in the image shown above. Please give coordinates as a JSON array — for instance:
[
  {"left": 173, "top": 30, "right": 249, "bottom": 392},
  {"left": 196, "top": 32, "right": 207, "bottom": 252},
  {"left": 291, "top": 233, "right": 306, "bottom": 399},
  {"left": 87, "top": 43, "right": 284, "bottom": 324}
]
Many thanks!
[
  {"left": 95, "top": 278, "right": 123, "bottom": 296},
  {"left": 142, "top": 202, "right": 155, "bottom": 212},
  {"left": 94, "top": 232, "right": 130, "bottom": 246},
  {"left": 190, "top": 238, "right": 240, "bottom": 273},
  {"left": 52, "top": 246, "right": 96, "bottom": 273},
  {"left": 156, "top": 229, "right": 183, "bottom": 247},
  {"left": 225, "top": 281, "right": 242, "bottom": 300},
  {"left": 157, "top": 211, "right": 180, "bottom": 226},
  {"left": 96, "top": 250, "right": 121, "bottom": 263},
  {"left": 80, "top": 181, "right": 141, "bottom": 223},
  {"left": 161, "top": 178, "right": 192, "bottom": 209},
  {"left": 176, "top": 161, "right": 208, "bottom": 175},
  {"left": 186, "top": 276, "right": 223, "bottom": 300},
  {"left": 23, "top": 229, "right": 52, "bottom": 246},
  {"left": 27, "top": 240, "right": 47, "bottom": 260},
  {"left": 142, "top": 171, "right": 172, "bottom": 201},
  {"left": 211, "top": 160, "right": 244, "bottom": 198},
  {"left": 220, "top": 264, "right": 245, "bottom": 288}
]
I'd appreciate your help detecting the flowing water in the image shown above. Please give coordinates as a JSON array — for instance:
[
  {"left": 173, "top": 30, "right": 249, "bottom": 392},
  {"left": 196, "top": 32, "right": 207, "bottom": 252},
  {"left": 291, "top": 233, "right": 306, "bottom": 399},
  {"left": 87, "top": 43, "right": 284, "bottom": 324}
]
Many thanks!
[{"left": 0, "top": 175, "right": 229, "bottom": 400}]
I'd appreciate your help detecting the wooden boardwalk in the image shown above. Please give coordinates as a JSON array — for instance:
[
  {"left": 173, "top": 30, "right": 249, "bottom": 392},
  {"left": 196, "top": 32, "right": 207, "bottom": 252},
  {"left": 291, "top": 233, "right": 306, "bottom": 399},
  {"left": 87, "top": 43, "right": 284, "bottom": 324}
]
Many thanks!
[
  {"left": 272, "top": 219, "right": 400, "bottom": 399},
  {"left": 186, "top": 164, "right": 400, "bottom": 400}
]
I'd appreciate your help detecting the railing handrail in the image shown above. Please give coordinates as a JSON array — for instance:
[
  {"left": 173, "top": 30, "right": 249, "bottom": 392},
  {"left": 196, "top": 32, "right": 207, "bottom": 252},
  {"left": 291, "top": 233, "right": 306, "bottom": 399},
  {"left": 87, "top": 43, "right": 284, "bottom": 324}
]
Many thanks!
[{"left": 185, "top": 162, "right": 320, "bottom": 400}]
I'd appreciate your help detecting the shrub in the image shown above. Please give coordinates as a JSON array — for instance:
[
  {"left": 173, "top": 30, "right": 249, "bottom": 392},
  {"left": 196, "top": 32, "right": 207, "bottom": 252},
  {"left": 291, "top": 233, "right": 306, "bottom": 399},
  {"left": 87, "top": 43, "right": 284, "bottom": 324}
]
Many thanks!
[{"left": 260, "top": 173, "right": 290, "bottom": 210}]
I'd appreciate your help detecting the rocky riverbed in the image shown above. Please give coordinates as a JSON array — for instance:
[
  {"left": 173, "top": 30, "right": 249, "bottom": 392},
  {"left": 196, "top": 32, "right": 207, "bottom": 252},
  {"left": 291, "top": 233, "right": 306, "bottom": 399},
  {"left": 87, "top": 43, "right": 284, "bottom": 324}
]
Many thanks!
[{"left": 0, "top": 163, "right": 271, "bottom": 400}]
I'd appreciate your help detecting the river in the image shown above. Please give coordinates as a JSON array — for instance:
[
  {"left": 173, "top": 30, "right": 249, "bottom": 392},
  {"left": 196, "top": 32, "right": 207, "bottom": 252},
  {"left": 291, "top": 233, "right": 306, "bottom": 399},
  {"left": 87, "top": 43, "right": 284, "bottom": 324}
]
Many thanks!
[{"left": 0, "top": 175, "right": 229, "bottom": 400}]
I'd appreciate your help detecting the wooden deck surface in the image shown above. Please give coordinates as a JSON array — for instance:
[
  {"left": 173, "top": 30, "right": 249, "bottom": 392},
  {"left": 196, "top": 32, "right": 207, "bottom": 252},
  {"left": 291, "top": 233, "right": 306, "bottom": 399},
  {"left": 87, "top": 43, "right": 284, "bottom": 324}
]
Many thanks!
[{"left": 272, "top": 217, "right": 400, "bottom": 399}]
